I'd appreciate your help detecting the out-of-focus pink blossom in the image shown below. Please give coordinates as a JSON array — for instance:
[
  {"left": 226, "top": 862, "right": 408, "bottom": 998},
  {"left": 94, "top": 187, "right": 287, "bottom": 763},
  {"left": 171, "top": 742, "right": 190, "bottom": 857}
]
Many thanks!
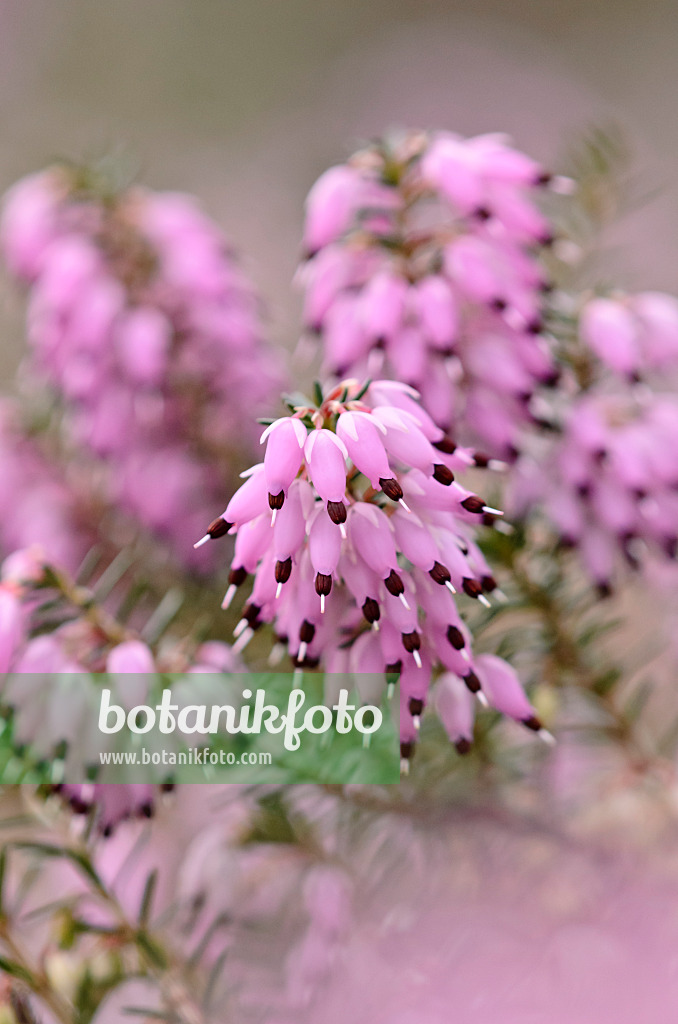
[
  {"left": 298, "top": 131, "right": 565, "bottom": 457},
  {"left": 510, "top": 390, "right": 678, "bottom": 590},
  {"left": 579, "top": 291, "right": 678, "bottom": 377},
  {"left": 1, "top": 166, "right": 284, "bottom": 571}
]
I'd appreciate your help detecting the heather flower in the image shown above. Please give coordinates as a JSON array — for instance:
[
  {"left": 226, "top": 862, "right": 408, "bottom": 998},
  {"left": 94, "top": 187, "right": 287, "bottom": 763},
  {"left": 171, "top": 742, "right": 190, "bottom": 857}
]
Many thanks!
[
  {"left": 198, "top": 380, "right": 546, "bottom": 764},
  {"left": 1, "top": 165, "right": 283, "bottom": 570},
  {"left": 579, "top": 292, "right": 678, "bottom": 379},
  {"left": 509, "top": 390, "right": 678, "bottom": 591},
  {"left": 297, "top": 131, "right": 571, "bottom": 457},
  {"left": 0, "top": 549, "right": 243, "bottom": 832}
]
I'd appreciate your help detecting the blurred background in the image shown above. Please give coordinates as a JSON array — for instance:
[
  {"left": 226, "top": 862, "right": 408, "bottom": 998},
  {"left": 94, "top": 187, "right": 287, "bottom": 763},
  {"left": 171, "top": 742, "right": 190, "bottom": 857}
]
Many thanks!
[
  {"left": 1, "top": 0, "right": 677, "bottom": 374},
  {"left": 2, "top": 5, "right": 678, "bottom": 1021}
]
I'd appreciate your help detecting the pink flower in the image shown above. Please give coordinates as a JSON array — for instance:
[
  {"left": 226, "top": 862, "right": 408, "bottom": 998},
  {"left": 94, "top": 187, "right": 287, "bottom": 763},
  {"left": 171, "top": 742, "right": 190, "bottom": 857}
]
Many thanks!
[
  {"left": 579, "top": 291, "right": 678, "bottom": 379},
  {"left": 1, "top": 164, "right": 283, "bottom": 571},
  {"left": 435, "top": 672, "right": 475, "bottom": 753},
  {"left": 580, "top": 298, "right": 639, "bottom": 378},
  {"left": 509, "top": 389, "right": 678, "bottom": 590},
  {"left": 199, "top": 380, "right": 544, "bottom": 763},
  {"left": 262, "top": 418, "right": 307, "bottom": 508},
  {"left": 299, "top": 131, "right": 563, "bottom": 457}
]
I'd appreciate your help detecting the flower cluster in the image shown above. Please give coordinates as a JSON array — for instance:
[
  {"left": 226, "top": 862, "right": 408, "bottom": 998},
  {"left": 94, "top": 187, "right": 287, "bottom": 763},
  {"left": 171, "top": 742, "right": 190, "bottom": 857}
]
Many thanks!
[
  {"left": 510, "top": 391, "right": 678, "bottom": 591},
  {"left": 1, "top": 166, "right": 283, "bottom": 569},
  {"left": 579, "top": 291, "right": 678, "bottom": 381},
  {"left": 297, "top": 131, "right": 572, "bottom": 457},
  {"left": 0, "top": 547, "right": 242, "bottom": 833},
  {"left": 199, "top": 379, "right": 548, "bottom": 764}
]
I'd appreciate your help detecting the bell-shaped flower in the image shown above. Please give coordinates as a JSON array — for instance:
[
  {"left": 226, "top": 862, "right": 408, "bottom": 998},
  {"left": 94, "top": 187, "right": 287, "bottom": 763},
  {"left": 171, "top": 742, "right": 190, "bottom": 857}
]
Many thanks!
[
  {"left": 474, "top": 653, "right": 538, "bottom": 726},
  {"left": 336, "top": 410, "right": 393, "bottom": 491},
  {"left": 580, "top": 298, "right": 639, "bottom": 377},
  {"left": 304, "top": 429, "right": 348, "bottom": 513},
  {"left": 262, "top": 417, "right": 307, "bottom": 508},
  {"left": 435, "top": 673, "right": 475, "bottom": 752}
]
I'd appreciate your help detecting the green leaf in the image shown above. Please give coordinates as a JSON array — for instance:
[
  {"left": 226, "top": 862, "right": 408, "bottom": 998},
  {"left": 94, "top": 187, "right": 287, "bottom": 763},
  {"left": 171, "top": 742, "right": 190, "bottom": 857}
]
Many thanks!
[
  {"left": 623, "top": 680, "right": 653, "bottom": 723},
  {"left": 0, "top": 954, "right": 33, "bottom": 984},
  {"left": 12, "top": 842, "right": 103, "bottom": 891},
  {"left": 353, "top": 378, "right": 372, "bottom": 401},
  {"left": 138, "top": 870, "right": 158, "bottom": 929},
  {"left": 202, "top": 950, "right": 228, "bottom": 1013},
  {"left": 135, "top": 932, "right": 168, "bottom": 971},
  {"left": 123, "top": 1008, "right": 181, "bottom": 1022},
  {"left": 0, "top": 845, "right": 7, "bottom": 916}
]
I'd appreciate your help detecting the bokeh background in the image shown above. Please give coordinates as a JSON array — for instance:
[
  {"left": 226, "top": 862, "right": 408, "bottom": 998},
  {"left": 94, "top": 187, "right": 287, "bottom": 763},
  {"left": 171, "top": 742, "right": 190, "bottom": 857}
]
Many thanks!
[
  {"left": 1, "top": 0, "right": 677, "bottom": 374},
  {"left": 3, "top": 4, "right": 678, "bottom": 1021}
]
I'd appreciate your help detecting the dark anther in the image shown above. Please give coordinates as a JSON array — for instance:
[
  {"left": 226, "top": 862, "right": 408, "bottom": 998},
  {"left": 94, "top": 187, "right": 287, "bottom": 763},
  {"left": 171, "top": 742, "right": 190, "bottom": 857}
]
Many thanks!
[
  {"left": 401, "top": 630, "right": 421, "bottom": 653},
  {"left": 327, "top": 500, "right": 347, "bottom": 524},
  {"left": 593, "top": 447, "right": 608, "bottom": 465},
  {"left": 275, "top": 557, "right": 292, "bottom": 584},
  {"left": 482, "top": 512, "right": 498, "bottom": 528},
  {"left": 160, "top": 782, "right": 175, "bottom": 794},
  {"left": 400, "top": 741, "right": 414, "bottom": 761},
  {"left": 140, "top": 803, "right": 154, "bottom": 819},
  {"left": 268, "top": 490, "right": 285, "bottom": 511},
  {"left": 596, "top": 581, "right": 613, "bottom": 600},
  {"left": 293, "top": 654, "right": 320, "bottom": 669},
  {"left": 429, "top": 561, "right": 451, "bottom": 586},
  {"left": 362, "top": 597, "right": 380, "bottom": 623},
  {"left": 461, "top": 495, "right": 485, "bottom": 514},
  {"left": 473, "top": 206, "right": 492, "bottom": 221},
  {"left": 206, "top": 517, "right": 231, "bottom": 539},
  {"left": 380, "top": 477, "right": 404, "bottom": 501},
  {"left": 299, "top": 619, "right": 316, "bottom": 644},
  {"left": 540, "top": 232, "right": 556, "bottom": 248},
  {"left": 433, "top": 464, "right": 454, "bottom": 486},
  {"left": 315, "top": 572, "right": 333, "bottom": 596},
  {"left": 409, "top": 697, "right": 424, "bottom": 717},
  {"left": 243, "top": 603, "right": 262, "bottom": 626},
  {"left": 433, "top": 436, "right": 457, "bottom": 455},
  {"left": 446, "top": 625, "right": 465, "bottom": 649},
  {"left": 455, "top": 738, "right": 472, "bottom": 755},
  {"left": 463, "top": 670, "right": 481, "bottom": 694},
  {"left": 663, "top": 536, "right": 678, "bottom": 559},
  {"left": 473, "top": 452, "right": 490, "bottom": 468},
  {"left": 522, "top": 715, "right": 543, "bottom": 732},
  {"left": 386, "top": 660, "right": 402, "bottom": 675},
  {"left": 384, "top": 569, "right": 405, "bottom": 596},
  {"left": 535, "top": 171, "right": 553, "bottom": 187},
  {"left": 490, "top": 297, "right": 507, "bottom": 313},
  {"left": 577, "top": 482, "right": 592, "bottom": 499},
  {"left": 526, "top": 318, "right": 544, "bottom": 335},
  {"left": 229, "top": 566, "right": 247, "bottom": 587},
  {"left": 543, "top": 368, "right": 562, "bottom": 388},
  {"left": 462, "top": 578, "right": 482, "bottom": 599},
  {"left": 481, "top": 574, "right": 497, "bottom": 593}
]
